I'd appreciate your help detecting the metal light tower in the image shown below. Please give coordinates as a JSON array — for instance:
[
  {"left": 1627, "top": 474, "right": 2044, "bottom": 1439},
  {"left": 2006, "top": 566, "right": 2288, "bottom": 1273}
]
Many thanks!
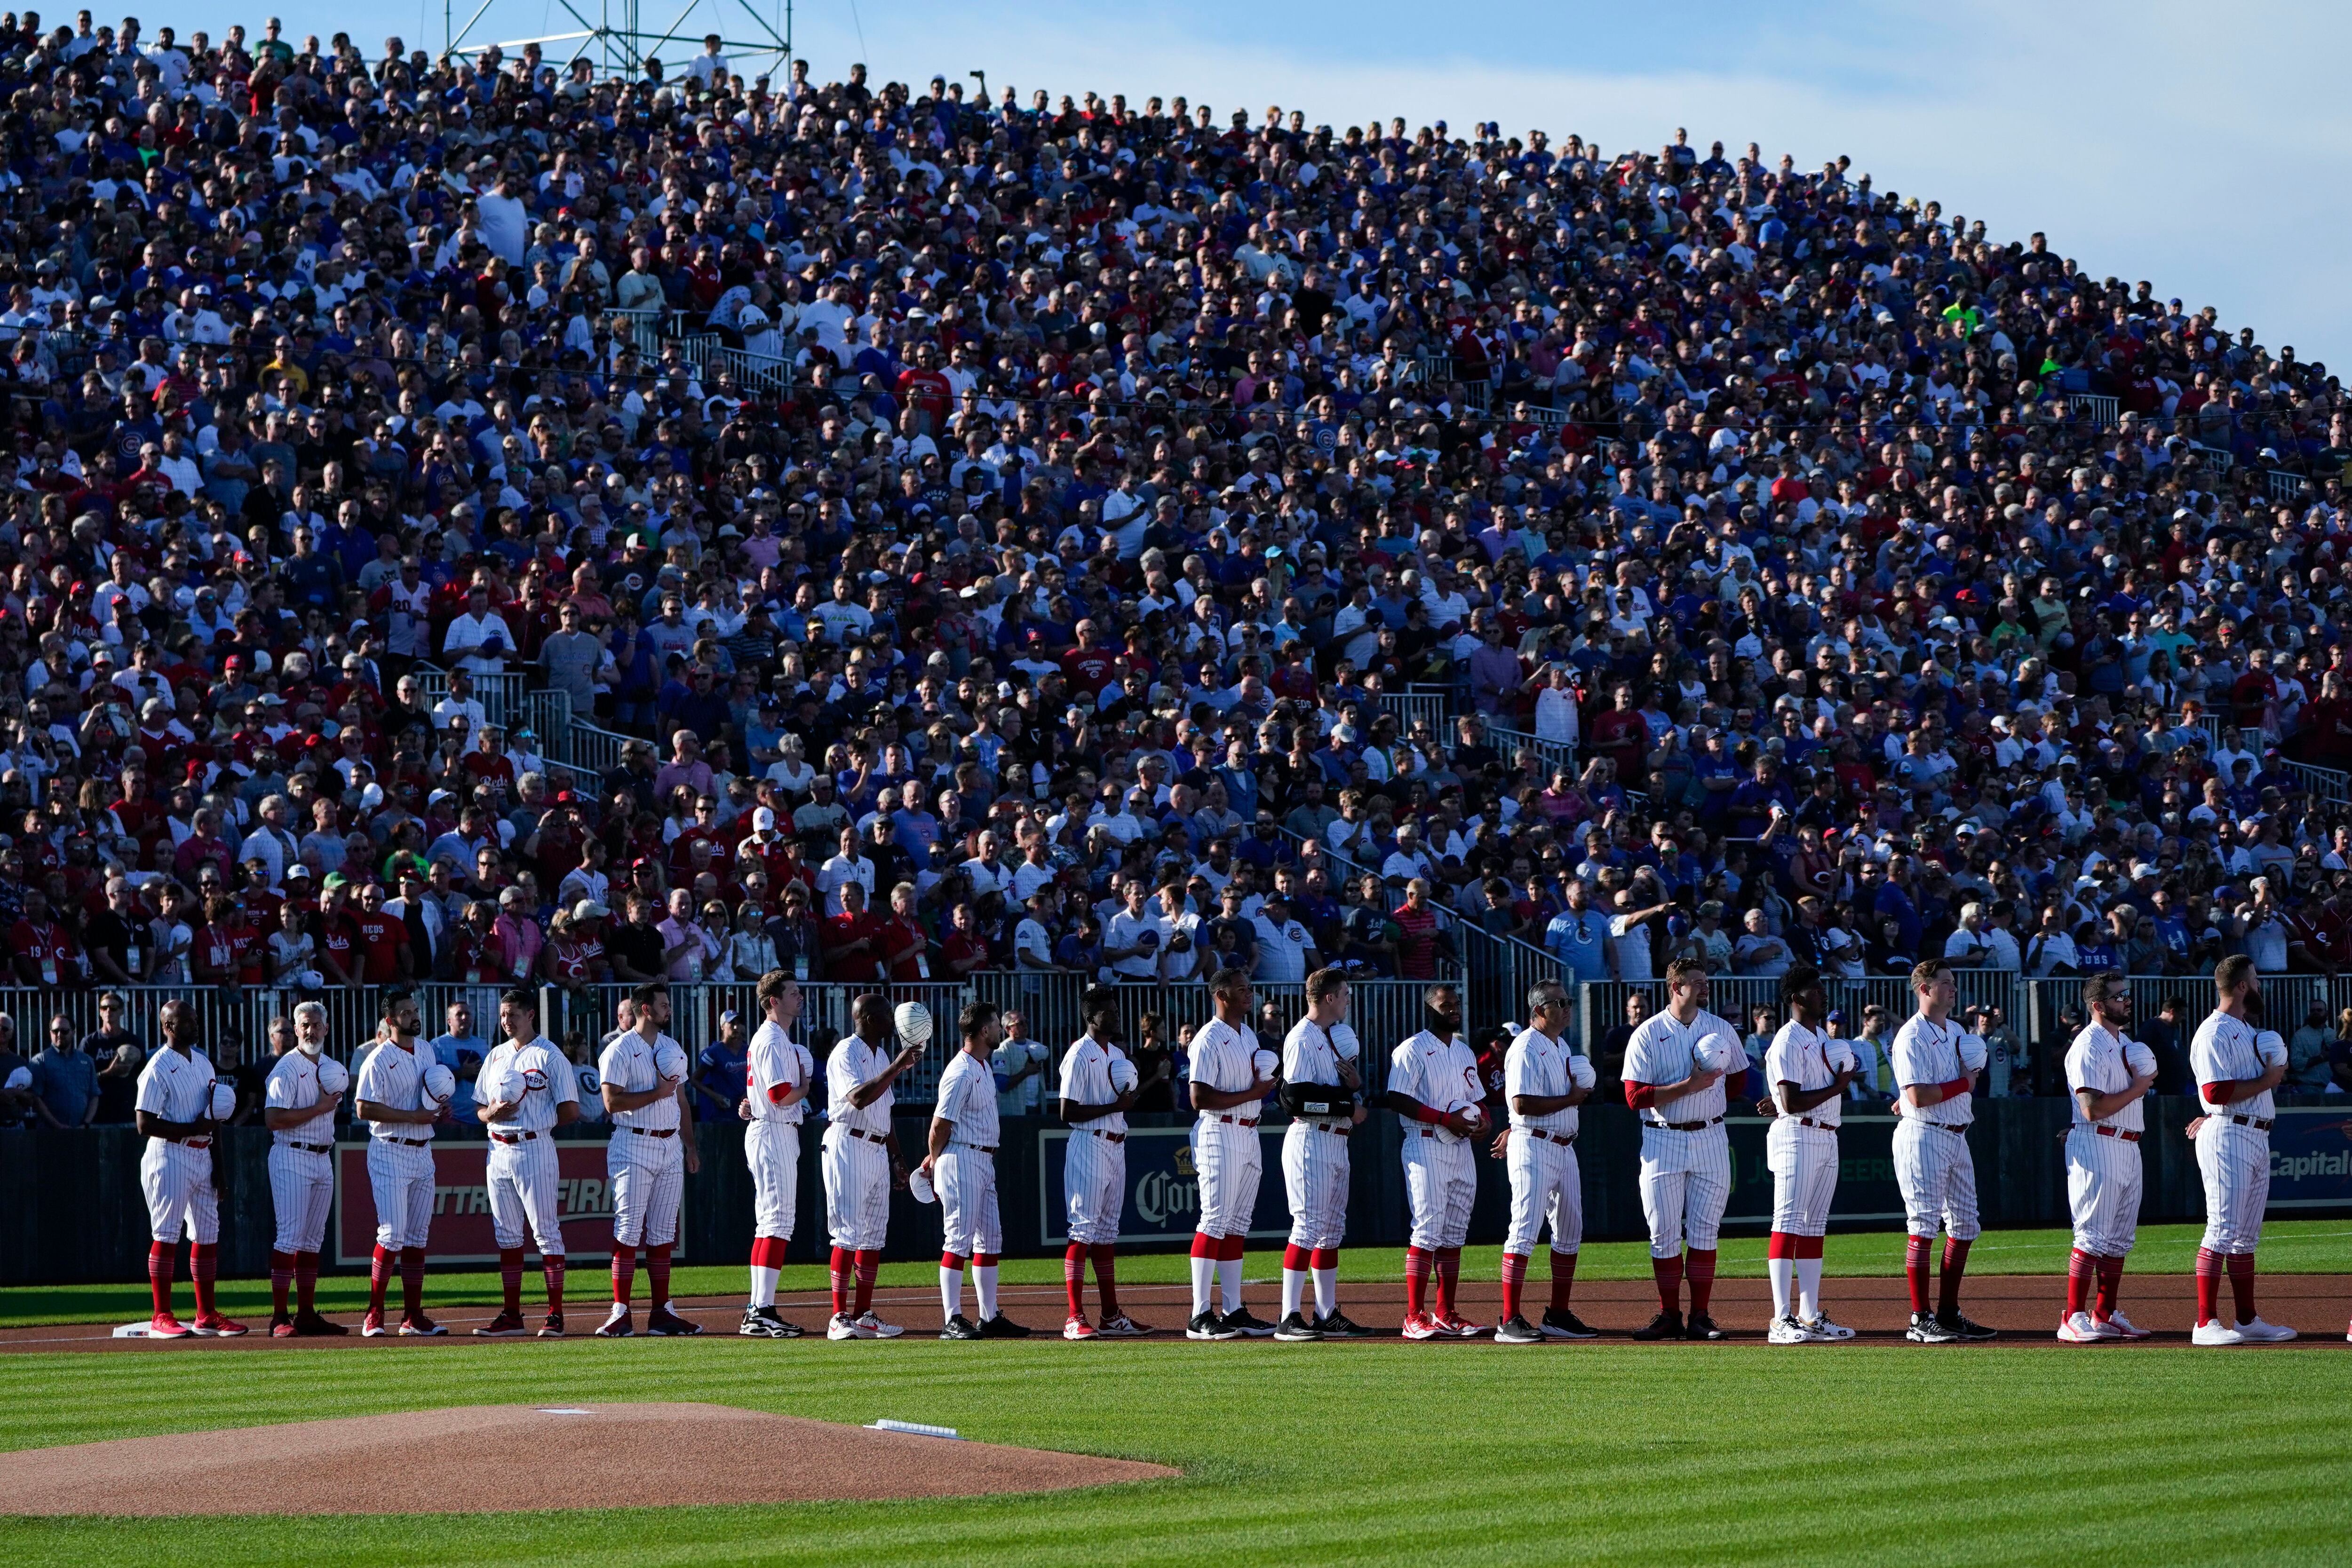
[{"left": 443, "top": 0, "right": 793, "bottom": 84}]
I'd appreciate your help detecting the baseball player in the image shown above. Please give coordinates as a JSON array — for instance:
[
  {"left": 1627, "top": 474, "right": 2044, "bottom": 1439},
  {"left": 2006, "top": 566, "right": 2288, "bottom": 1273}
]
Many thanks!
[
  {"left": 1622, "top": 959, "right": 1747, "bottom": 1341},
  {"left": 261, "top": 1002, "right": 345, "bottom": 1337},
  {"left": 1275, "top": 967, "right": 1372, "bottom": 1342},
  {"left": 1057, "top": 987, "right": 1152, "bottom": 1339},
  {"left": 822, "top": 992, "right": 921, "bottom": 1339},
  {"left": 742, "top": 970, "right": 813, "bottom": 1338},
  {"left": 597, "top": 982, "right": 703, "bottom": 1337},
  {"left": 1185, "top": 966, "right": 1278, "bottom": 1339},
  {"left": 1890, "top": 958, "right": 1994, "bottom": 1343},
  {"left": 1384, "top": 983, "right": 1487, "bottom": 1340},
  {"left": 923, "top": 1001, "right": 1030, "bottom": 1340},
  {"left": 1495, "top": 979, "right": 1597, "bottom": 1343},
  {"left": 2188, "top": 956, "right": 2296, "bottom": 1345},
  {"left": 1763, "top": 966, "right": 1858, "bottom": 1344},
  {"left": 2058, "top": 971, "right": 2158, "bottom": 1343},
  {"left": 352, "top": 989, "right": 449, "bottom": 1337},
  {"left": 134, "top": 999, "right": 242, "bottom": 1337},
  {"left": 474, "top": 989, "right": 580, "bottom": 1338}
]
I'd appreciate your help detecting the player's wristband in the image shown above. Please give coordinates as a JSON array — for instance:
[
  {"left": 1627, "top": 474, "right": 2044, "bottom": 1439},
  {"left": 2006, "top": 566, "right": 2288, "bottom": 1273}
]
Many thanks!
[
  {"left": 1411, "top": 1101, "right": 1448, "bottom": 1126},
  {"left": 1939, "top": 1076, "right": 1971, "bottom": 1100}
]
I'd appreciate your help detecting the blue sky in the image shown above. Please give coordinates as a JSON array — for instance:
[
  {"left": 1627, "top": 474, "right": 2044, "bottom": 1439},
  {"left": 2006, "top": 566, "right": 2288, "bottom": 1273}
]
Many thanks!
[{"left": 192, "top": 1, "right": 2350, "bottom": 364}]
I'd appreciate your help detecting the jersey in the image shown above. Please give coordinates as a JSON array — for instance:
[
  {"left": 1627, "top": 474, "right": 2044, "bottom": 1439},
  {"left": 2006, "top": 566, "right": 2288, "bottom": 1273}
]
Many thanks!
[
  {"left": 1890, "top": 1013, "right": 1976, "bottom": 1126},
  {"left": 599, "top": 1029, "right": 686, "bottom": 1130},
  {"left": 262, "top": 1050, "right": 336, "bottom": 1145},
  {"left": 1057, "top": 1032, "right": 1128, "bottom": 1135},
  {"left": 479, "top": 1035, "right": 579, "bottom": 1132},
  {"left": 2066, "top": 1022, "right": 2155, "bottom": 1133},
  {"left": 1765, "top": 1020, "right": 1849, "bottom": 1127},
  {"left": 747, "top": 1020, "right": 813, "bottom": 1124},
  {"left": 1280, "top": 1015, "right": 1359, "bottom": 1091},
  {"left": 1503, "top": 1023, "right": 1590, "bottom": 1137},
  {"left": 1622, "top": 1009, "right": 1747, "bottom": 1123},
  {"left": 935, "top": 1051, "right": 1001, "bottom": 1147},
  {"left": 1390, "top": 1028, "right": 1483, "bottom": 1133},
  {"left": 353, "top": 1037, "right": 436, "bottom": 1141},
  {"left": 826, "top": 1034, "right": 897, "bottom": 1136},
  {"left": 2190, "top": 1010, "right": 2276, "bottom": 1120},
  {"left": 1187, "top": 1017, "right": 1265, "bottom": 1107},
  {"left": 135, "top": 1045, "right": 217, "bottom": 1124}
]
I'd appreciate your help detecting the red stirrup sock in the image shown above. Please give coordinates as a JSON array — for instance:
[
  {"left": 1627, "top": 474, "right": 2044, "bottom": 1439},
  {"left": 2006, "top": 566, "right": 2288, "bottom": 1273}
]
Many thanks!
[
  {"left": 542, "top": 1254, "right": 565, "bottom": 1314},
  {"left": 2194, "top": 1247, "right": 2221, "bottom": 1325},
  {"left": 399, "top": 1246, "right": 425, "bottom": 1317},
  {"left": 1499, "top": 1252, "right": 1528, "bottom": 1320},
  {"left": 612, "top": 1248, "right": 637, "bottom": 1306},
  {"left": 270, "top": 1249, "right": 295, "bottom": 1316},
  {"left": 1435, "top": 1247, "right": 1462, "bottom": 1317},
  {"left": 853, "top": 1249, "right": 880, "bottom": 1315},
  {"left": 1651, "top": 1252, "right": 1684, "bottom": 1313},
  {"left": 190, "top": 1242, "right": 218, "bottom": 1318},
  {"left": 1065, "top": 1243, "right": 1088, "bottom": 1318},
  {"left": 830, "top": 1247, "right": 850, "bottom": 1317},
  {"left": 647, "top": 1243, "right": 673, "bottom": 1310},
  {"left": 1938, "top": 1236, "right": 1971, "bottom": 1319},
  {"left": 295, "top": 1251, "right": 319, "bottom": 1314},
  {"left": 2066, "top": 1248, "right": 2093, "bottom": 1317},
  {"left": 1685, "top": 1249, "right": 1717, "bottom": 1315},
  {"left": 1549, "top": 1249, "right": 1578, "bottom": 1311},
  {"left": 149, "top": 1240, "right": 175, "bottom": 1318},
  {"left": 499, "top": 1247, "right": 524, "bottom": 1314},
  {"left": 367, "top": 1244, "right": 391, "bottom": 1315},
  {"left": 1405, "top": 1246, "right": 1431, "bottom": 1318},
  {"left": 2093, "top": 1255, "right": 2122, "bottom": 1319},
  {"left": 1904, "top": 1235, "right": 1931, "bottom": 1314},
  {"left": 2227, "top": 1251, "right": 2257, "bottom": 1323},
  {"left": 1091, "top": 1244, "right": 1121, "bottom": 1315}
]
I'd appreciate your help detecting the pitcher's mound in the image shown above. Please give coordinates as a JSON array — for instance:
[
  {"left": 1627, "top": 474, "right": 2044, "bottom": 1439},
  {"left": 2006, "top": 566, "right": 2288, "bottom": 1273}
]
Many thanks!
[{"left": 4, "top": 1402, "right": 1177, "bottom": 1516}]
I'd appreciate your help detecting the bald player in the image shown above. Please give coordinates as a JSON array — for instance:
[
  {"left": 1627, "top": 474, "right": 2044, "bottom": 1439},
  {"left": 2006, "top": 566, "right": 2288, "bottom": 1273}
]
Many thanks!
[
  {"left": 1385, "top": 983, "right": 1486, "bottom": 1340},
  {"left": 1185, "top": 966, "right": 1277, "bottom": 1339},
  {"left": 742, "top": 970, "right": 813, "bottom": 1338},
  {"left": 924, "top": 1001, "right": 1029, "bottom": 1340},
  {"left": 1494, "top": 979, "right": 1597, "bottom": 1343},
  {"left": 134, "top": 999, "right": 240, "bottom": 1337},
  {"left": 1276, "top": 967, "right": 1371, "bottom": 1341},
  {"left": 353, "top": 989, "right": 446, "bottom": 1337},
  {"left": 823, "top": 993, "right": 920, "bottom": 1340},
  {"left": 2059, "top": 971, "right": 2157, "bottom": 1343},
  {"left": 1890, "top": 958, "right": 1994, "bottom": 1343},
  {"left": 1058, "top": 987, "right": 1151, "bottom": 1340},
  {"left": 1621, "top": 959, "right": 1746, "bottom": 1341},
  {"left": 2188, "top": 956, "right": 2296, "bottom": 1345},
  {"left": 1763, "top": 966, "right": 1857, "bottom": 1343},
  {"left": 597, "top": 982, "right": 702, "bottom": 1338},
  {"left": 262, "top": 1003, "right": 345, "bottom": 1336},
  {"left": 475, "top": 988, "right": 580, "bottom": 1338}
]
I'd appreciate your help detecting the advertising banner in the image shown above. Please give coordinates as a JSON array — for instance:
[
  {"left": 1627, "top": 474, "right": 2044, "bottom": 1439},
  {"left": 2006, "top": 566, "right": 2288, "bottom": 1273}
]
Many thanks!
[{"left": 333, "top": 1140, "right": 662, "bottom": 1265}]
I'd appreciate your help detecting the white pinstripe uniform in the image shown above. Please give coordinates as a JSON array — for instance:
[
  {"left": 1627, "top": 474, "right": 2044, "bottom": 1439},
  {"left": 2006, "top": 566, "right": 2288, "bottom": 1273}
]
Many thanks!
[
  {"left": 822, "top": 1035, "right": 898, "bottom": 1250},
  {"left": 1765, "top": 1020, "right": 1850, "bottom": 1237},
  {"left": 136, "top": 1047, "right": 220, "bottom": 1243},
  {"left": 1890, "top": 1014, "right": 1983, "bottom": 1241},
  {"left": 934, "top": 1051, "right": 1002, "bottom": 1258},
  {"left": 1281, "top": 1017, "right": 1359, "bottom": 1251},
  {"left": 600, "top": 1030, "right": 688, "bottom": 1248},
  {"left": 747, "top": 1021, "right": 812, "bottom": 1241},
  {"left": 2190, "top": 1011, "right": 2277, "bottom": 1254},
  {"left": 1623, "top": 1010, "right": 1746, "bottom": 1257},
  {"left": 263, "top": 1050, "right": 337, "bottom": 1252},
  {"left": 1058, "top": 1032, "right": 1128, "bottom": 1244},
  {"left": 1188, "top": 1018, "right": 1266, "bottom": 1237},
  {"left": 1503, "top": 1024, "right": 1593, "bottom": 1256},
  {"left": 1391, "top": 1029, "right": 1481, "bottom": 1250},
  {"left": 2065, "top": 1022, "right": 2154, "bottom": 1257},
  {"left": 354, "top": 1039, "right": 438, "bottom": 1249},
  {"left": 481, "top": 1035, "right": 579, "bottom": 1253}
]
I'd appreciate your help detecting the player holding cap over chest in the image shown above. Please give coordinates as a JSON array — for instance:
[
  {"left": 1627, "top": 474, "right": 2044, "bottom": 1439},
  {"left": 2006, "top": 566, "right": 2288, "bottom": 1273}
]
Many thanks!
[
  {"left": 2188, "top": 956, "right": 2296, "bottom": 1346},
  {"left": 1274, "top": 967, "right": 1372, "bottom": 1342},
  {"left": 822, "top": 993, "right": 922, "bottom": 1340},
  {"left": 1494, "top": 979, "right": 1598, "bottom": 1344},
  {"left": 1621, "top": 959, "right": 1747, "bottom": 1341},
  {"left": 262, "top": 1003, "right": 346, "bottom": 1337},
  {"left": 2058, "top": 972, "right": 2157, "bottom": 1343},
  {"left": 741, "top": 971, "right": 815, "bottom": 1339},
  {"left": 1184, "top": 967, "right": 1278, "bottom": 1339},
  {"left": 596, "top": 982, "right": 702, "bottom": 1338},
  {"left": 1890, "top": 958, "right": 1994, "bottom": 1343},
  {"left": 1385, "top": 983, "right": 1490, "bottom": 1341},
  {"left": 473, "top": 988, "right": 580, "bottom": 1338},
  {"left": 1763, "top": 966, "right": 1858, "bottom": 1344},
  {"left": 353, "top": 989, "right": 449, "bottom": 1337},
  {"left": 924, "top": 1001, "right": 1029, "bottom": 1341},
  {"left": 1058, "top": 987, "right": 1152, "bottom": 1340},
  {"left": 134, "top": 999, "right": 241, "bottom": 1337}
]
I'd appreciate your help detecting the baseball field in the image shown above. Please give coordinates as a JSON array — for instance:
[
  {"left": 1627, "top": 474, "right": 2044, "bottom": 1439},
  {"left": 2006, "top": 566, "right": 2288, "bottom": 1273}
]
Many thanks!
[{"left": 2, "top": 1221, "right": 2349, "bottom": 1566}]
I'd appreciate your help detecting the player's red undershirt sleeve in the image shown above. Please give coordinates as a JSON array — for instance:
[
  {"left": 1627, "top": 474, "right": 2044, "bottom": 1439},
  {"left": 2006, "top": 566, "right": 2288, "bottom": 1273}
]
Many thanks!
[
  {"left": 2200, "top": 1081, "right": 2230, "bottom": 1105},
  {"left": 767, "top": 1083, "right": 788, "bottom": 1104},
  {"left": 1625, "top": 1081, "right": 1657, "bottom": 1109}
]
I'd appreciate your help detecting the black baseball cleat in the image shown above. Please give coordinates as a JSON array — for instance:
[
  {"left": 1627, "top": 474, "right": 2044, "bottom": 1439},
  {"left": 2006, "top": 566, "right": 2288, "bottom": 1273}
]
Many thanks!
[
  {"left": 1939, "top": 1311, "right": 1998, "bottom": 1341},
  {"left": 644, "top": 1307, "right": 704, "bottom": 1337},
  {"left": 939, "top": 1314, "right": 984, "bottom": 1340},
  {"left": 1630, "top": 1309, "right": 1685, "bottom": 1341},
  {"left": 1684, "top": 1312, "right": 1726, "bottom": 1341},
  {"left": 293, "top": 1311, "right": 348, "bottom": 1337},
  {"left": 1186, "top": 1310, "right": 1242, "bottom": 1341},
  {"left": 1221, "top": 1308, "right": 1277, "bottom": 1338},
  {"left": 1906, "top": 1311, "right": 1959, "bottom": 1343},
  {"left": 978, "top": 1313, "right": 1031, "bottom": 1338},
  {"left": 1494, "top": 1315, "right": 1543, "bottom": 1344},
  {"left": 472, "top": 1309, "right": 529, "bottom": 1338},
  {"left": 1540, "top": 1308, "right": 1599, "bottom": 1340},
  {"left": 1313, "top": 1311, "right": 1375, "bottom": 1339},
  {"left": 739, "top": 1306, "right": 802, "bottom": 1339},
  {"left": 1273, "top": 1312, "right": 1323, "bottom": 1341},
  {"left": 537, "top": 1314, "right": 565, "bottom": 1338}
]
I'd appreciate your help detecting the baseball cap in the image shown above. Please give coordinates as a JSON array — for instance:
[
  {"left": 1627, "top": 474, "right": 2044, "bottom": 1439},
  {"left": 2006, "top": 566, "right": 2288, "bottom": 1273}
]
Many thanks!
[
  {"left": 572, "top": 899, "right": 609, "bottom": 920},
  {"left": 752, "top": 806, "right": 777, "bottom": 831}
]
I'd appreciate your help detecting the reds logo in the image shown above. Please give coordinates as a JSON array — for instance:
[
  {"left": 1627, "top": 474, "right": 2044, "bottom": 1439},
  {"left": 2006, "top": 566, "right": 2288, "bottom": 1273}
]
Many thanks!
[{"left": 522, "top": 1068, "right": 549, "bottom": 1093}]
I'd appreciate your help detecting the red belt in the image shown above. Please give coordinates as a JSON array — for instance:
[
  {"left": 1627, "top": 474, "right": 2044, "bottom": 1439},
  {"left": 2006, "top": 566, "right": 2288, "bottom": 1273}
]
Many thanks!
[
  {"left": 1085, "top": 1129, "right": 1126, "bottom": 1143},
  {"left": 380, "top": 1136, "right": 430, "bottom": 1147},
  {"left": 492, "top": 1130, "right": 540, "bottom": 1144},
  {"left": 1213, "top": 1114, "right": 1258, "bottom": 1128},
  {"left": 1526, "top": 1128, "right": 1576, "bottom": 1146},
  {"left": 1917, "top": 1120, "right": 1967, "bottom": 1134},
  {"left": 842, "top": 1127, "right": 888, "bottom": 1144},
  {"left": 2221, "top": 1114, "right": 2274, "bottom": 1131},
  {"left": 1645, "top": 1115, "right": 1723, "bottom": 1132},
  {"left": 1792, "top": 1117, "right": 1836, "bottom": 1132},
  {"left": 169, "top": 1136, "right": 211, "bottom": 1149},
  {"left": 1307, "top": 1120, "right": 1351, "bottom": 1136},
  {"left": 2092, "top": 1125, "right": 2141, "bottom": 1143}
]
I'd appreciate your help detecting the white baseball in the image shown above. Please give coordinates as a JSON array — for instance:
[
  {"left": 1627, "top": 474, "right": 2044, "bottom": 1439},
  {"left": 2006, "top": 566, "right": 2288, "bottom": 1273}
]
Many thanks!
[
  {"left": 1109, "top": 1058, "right": 1139, "bottom": 1094},
  {"left": 208, "top": 1081, "right": 237, "bottom": 1121},
  {"left": 894, "top": 1002, "right": 934, "bottom": 1046},
  {"left": 2257, "top": 1030, "right": 2288, "bottom": 1069},
  {"left": 421, "top": 1063, "right": 456, "bottom": 1107},
  {"left": 316, "top": 1055, "right": 349, "bottom": 1095},
  {"left": 1252, "top": 1048, "right": 1278, "bottom": 1079}
]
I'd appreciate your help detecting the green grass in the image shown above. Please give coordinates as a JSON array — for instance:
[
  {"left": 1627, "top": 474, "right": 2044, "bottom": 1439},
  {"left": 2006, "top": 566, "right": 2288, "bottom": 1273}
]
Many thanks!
[
  {"left": 6, "top": 1220, "right": 2348, "bottom": 1330},
  {"left": 1, "top": 1333, "right": 2349, "bottom": 1566}
]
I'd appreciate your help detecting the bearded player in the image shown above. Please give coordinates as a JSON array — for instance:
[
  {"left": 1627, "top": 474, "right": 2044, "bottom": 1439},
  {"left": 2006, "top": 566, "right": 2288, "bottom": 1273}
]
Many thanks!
[
  {"left": 1385, "top": 983, "right": 1486, "bottom": 1340},
  {"left": 1058, "top": 987, "right": 1151, "bottom": 1339},
  {"left": 1621, "top": 960, "right": 1745, "bottom": 1341},
  {"left": 2058, "top": 971, "right": 2157, "bottom": 1343},
  {"left": 2188, "top": 956, "right": 2295, "bottom": 1345},
  {"left": 262, "top": 1002, "right": 346, "bottom": 1336},
  {"left": 1494, "top": 980, "right": 1597, "bottom": 1344},
  {"left": 1184, "top": 967, "right": 1277, "bottom": 1339}
]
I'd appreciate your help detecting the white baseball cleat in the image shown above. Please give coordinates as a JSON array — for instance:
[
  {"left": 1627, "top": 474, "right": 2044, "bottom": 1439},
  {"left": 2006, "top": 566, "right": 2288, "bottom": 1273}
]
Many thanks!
[
  {"left": 2057, "top": 1311, "right": 2107, "bottom": 1344},
  {"left": 1800, "top": 1314, "right": 1855, "bottom": 1341},
  {"left": 827, "top": 1313, "right": 874, "bottom": 1340},
  {"left": 2191, "top": 1320, "right": 2247, "bottom": 1346},
  {"left": 2236, "top": 1316, "right": 2297, "bottom": 1343},
  {"left": 2099, "top": 1310, "right": 2150, "bottom": 1340},
  {"left": 854, "top": 1311, "right": 904, "bottom": 1339},
  {"left": 1767, "top": 1315, "right": 1813, "bottom": 1345}
]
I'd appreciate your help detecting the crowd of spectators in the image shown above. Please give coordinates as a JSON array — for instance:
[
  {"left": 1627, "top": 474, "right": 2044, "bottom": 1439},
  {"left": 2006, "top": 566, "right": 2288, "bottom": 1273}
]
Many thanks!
[{"left": 7, "top": 16, "right": 2352, "bottom": 1110}]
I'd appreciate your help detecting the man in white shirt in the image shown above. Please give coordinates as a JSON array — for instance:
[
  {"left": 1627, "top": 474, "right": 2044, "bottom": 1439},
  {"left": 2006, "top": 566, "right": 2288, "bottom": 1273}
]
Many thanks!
[
  {"left": 820, "top": 993, "right": 921, "bottom": 1339},
  {"left": 443, "top": 584, "right": 517, "bottom": 675},
  {"left": 596, "top": 982, "right": 701, "bottom": 1338},
  {"left": 1889, "top": 958, "right": 1993, "bottom": 1343},
  {"left": 1495, "top": 981, "right": 1597, "bottom": 1343},
  {"left": 1103, "top": 879, "right": 1166, "bottom": 981},
  {"left": 474, "top": 989, "right": 581, "bottom": 1337},
  {"left": 1249, "top": 894, "right": 1319, "bottom": 982},
  {"left": 920, "top": 1002, "right": 1027, "bottom": 1339},
  {"left": 1620, "top": 960, "right": 1746, "bottom": 1342},
  {"left": 2187, "top": 956, "right": 2294, "bottom": 1345},
  {"left": 742, "top": 972, "right": 814, "bottom": 1338},
  {"left": 2058, "top": 972, "right": 2156, "bottom": 1344}
]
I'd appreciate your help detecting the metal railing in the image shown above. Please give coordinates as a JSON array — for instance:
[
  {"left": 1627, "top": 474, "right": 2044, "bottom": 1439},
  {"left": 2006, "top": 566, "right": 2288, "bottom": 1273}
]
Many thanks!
[
  {"left": 2284, "top": 760, "right": 2352, "bottom": 803},
  {"left": 1486, "top": 724, "right": 1579, "bottom": 783},
  {"left": 1576, "top": 971, "right": 2026, "bottom": 1075},
  {"left": 406, "top": 665, "right": 531, "bottom": 732},
  {"left": 1365, "top": 687, "right": 1458, "bottom": 734},
  {"left": 2067, "top": 393, "right": 2120, "bottom": 429}
]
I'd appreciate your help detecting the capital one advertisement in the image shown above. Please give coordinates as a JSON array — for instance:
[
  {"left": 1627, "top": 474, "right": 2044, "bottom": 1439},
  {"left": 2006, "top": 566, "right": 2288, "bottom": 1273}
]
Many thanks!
[{"left": 333, "top": 1139, "right": 672, "bottom": 1265}]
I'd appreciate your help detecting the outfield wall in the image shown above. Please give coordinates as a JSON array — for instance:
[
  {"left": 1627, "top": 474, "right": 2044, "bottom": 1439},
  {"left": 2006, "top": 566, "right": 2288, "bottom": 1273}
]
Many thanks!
[{"left": 7, "top": 1100, "right": 2350, "bottom": 1285}]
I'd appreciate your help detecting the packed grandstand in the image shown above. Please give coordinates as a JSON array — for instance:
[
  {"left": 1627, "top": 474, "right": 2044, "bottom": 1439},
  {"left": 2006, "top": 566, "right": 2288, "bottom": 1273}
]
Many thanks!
[{"left": 4, "top": 15, "right": 2352, "bottom": 1127}]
